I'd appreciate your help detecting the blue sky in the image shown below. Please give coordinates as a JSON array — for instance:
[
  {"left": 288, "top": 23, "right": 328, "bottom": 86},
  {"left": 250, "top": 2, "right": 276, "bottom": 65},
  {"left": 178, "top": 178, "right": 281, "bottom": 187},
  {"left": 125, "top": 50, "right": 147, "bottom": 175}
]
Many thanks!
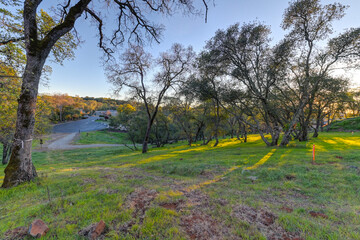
[{"left": 38, "top": 0, "right": 360, "bottom": 98}]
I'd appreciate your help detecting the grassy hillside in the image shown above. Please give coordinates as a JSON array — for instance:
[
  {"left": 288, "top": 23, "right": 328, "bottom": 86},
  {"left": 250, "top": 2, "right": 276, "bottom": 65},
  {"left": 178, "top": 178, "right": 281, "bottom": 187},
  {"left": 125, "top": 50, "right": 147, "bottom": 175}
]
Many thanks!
[
  {"left": 1, "top": 133, "right": 360, "bottom": 239},
  {"left": 329, "top": 117, "right": 360, "bottom": 131},
  {"left": 75, "top": 130, "right": 131, "bottom": 145}
]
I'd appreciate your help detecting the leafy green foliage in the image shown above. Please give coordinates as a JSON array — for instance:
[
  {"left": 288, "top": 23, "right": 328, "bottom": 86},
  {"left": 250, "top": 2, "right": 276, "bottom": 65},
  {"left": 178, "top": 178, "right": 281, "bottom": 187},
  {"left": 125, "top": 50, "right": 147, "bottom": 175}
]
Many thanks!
[
  {"left": 329, "top": 117, "right": 360, "bottom": 131},
  {"left": 0, "top": 64, "right": 18, "bottom": 144}
]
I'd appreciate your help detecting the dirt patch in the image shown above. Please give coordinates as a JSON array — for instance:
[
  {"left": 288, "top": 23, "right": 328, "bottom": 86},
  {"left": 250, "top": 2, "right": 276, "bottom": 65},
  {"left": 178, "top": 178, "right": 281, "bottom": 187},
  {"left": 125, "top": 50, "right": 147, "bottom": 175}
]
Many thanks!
[
  {"left": 124, "top": 174, "right": 144, "bottom": 180},
  {"left": 123, "top": 188, "right": 158, "bottom": 222},
  {"left": 232, "top": 205, "right": 301, "bottom": 239},
  {"left": 182, "top": 190, "right": 228, "bottom": 209},
  {"left": 178, "top": 190, "right": 232, "bottom": 239},
  {"left": 309, "top": 211, "right": 328, "bottom": 219},
  {"left": 229, "top": 189, "right": 317, "bottom": 213},
  {"left": 182, "top": 190, "right": 211, "bottom": 208},
  {"left": 159, "top": 200, "right": 184, "bottom": 211},
  {"left": 81, "top": 178, "right": 96, "bottom": 185},
  {"left": 118, "top": 188, "right": 158, "bottom": 234},
  {"left": 3, "top": 226, "right": 28, "bottom": 240},
  {"left": 181, "top": 210, "right": 229, "bottom": 240},
  {"left": 160, "top": 202, "right": 178, "bottom": 210},
  {"left": 118, "top": 220, "right": 136, "bottom": 235},
  {"left": 280, "top": 206, "right": 294, "bottom": 213},
  {"left": 124, "top": 188, "right": 158, "bottom": 217},
  {"left": 199, "top": 170, "right": 215, "bottom": 178},
  {"left": 100, "top": 174, "right": 118, "bottom": 182}
]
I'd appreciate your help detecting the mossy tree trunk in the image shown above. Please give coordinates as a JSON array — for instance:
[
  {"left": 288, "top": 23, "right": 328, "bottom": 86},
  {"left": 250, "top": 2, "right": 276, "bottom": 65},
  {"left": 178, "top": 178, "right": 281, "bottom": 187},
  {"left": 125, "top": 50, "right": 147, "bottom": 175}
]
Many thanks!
[{"left": 2, "top": 0, "right": 90, "bottom": 188}]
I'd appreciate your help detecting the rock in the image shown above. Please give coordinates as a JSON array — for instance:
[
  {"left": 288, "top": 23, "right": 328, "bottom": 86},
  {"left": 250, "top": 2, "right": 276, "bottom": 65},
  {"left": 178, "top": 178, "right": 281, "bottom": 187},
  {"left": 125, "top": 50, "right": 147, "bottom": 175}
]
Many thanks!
[
  {"left": 79, "top": 220, "right": 106, "bottom": 240},
  {"left": 91, "top": 220, "right": 106, "bottom": 239},
  {"left": 309, "top": 211, "right": 328, "bottom": 219},
  {"left": 28, "top": 219, "right": 49, "bottom": 238}
]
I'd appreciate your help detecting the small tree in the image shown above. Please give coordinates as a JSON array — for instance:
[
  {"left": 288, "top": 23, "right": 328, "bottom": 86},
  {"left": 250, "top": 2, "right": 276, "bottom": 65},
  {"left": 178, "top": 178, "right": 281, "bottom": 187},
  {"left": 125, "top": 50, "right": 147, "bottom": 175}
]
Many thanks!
[{"left": 108, "top": 44, "right": 194, "bottom": 153}]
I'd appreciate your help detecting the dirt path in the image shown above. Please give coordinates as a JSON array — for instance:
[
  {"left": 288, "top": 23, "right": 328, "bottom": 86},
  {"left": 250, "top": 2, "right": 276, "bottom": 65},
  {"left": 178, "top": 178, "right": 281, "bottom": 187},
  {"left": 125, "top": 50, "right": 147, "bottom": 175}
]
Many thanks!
[{"left": 38, "top": 133, "right": 123, "bottom": 151}]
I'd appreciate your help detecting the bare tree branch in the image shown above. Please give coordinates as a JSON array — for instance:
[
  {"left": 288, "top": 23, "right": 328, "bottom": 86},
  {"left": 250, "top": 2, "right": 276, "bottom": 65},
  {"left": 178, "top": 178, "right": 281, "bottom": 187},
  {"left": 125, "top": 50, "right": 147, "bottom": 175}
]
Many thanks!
[
  {"left": 202, "top": 0, "right": 208, "bottom": 23},
  {"left": 40, "top": 0, "right": 91, "bottom": 53},
  {"left": 85, "top": 8, "right": 113, "bottom": 57},
  {"left": 0, "top": 37, "right": 25, "bottom": 46}
]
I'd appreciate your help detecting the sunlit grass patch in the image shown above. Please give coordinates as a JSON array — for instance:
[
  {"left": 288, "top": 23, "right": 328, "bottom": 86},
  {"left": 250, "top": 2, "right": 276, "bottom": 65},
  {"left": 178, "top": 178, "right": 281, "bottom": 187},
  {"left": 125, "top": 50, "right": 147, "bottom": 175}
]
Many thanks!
[{"left": 245, "top": 149, "right": 276, "bottom": 170}]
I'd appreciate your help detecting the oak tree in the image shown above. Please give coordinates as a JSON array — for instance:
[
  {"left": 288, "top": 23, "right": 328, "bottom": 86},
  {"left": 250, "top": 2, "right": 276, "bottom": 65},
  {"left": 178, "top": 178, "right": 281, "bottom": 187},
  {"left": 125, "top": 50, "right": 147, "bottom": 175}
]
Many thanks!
[{"left": 0, "top": 0, "right": 209, "bottom": 187}]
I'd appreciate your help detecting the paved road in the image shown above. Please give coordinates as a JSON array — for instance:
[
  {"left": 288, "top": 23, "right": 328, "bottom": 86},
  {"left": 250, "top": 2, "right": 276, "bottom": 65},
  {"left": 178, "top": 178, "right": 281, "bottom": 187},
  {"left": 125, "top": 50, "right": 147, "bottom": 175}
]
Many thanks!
[{"left": 52, "top": 116, "right": 108, "bottom": 133}]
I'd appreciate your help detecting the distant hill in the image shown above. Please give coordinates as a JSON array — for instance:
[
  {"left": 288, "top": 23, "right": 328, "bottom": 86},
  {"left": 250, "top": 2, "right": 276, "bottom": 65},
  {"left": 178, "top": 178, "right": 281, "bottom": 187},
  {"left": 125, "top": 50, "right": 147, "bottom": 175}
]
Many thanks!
[{"left": 329, "top": 117, "right": 360, "bottom": 131}]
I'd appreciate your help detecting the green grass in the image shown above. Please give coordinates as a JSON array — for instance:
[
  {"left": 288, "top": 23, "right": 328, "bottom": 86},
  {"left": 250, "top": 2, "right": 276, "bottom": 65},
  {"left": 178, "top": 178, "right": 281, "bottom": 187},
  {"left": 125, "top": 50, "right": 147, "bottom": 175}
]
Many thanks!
[
  {"left": 95, "top": 119, "right": 108, "bottom": 124},
  {"left": 75, "top": 130, "right": 131, "bottom": 145},
  {"left": 329, "top": 117, "right": 360, "bottom": 131},
  {"left": 1, "top": 132, "right": 360, "bottom": 239}
]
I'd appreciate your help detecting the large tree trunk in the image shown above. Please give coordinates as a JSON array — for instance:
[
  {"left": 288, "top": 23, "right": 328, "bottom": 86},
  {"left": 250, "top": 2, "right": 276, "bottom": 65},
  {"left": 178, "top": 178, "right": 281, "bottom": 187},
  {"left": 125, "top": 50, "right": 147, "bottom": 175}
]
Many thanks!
[
  {"left": 312, "top": 108, "right": 322, "bottom": 138},
  {"left": 237, "top": 120, "right": 242, "bottom": 140},
  {"left": 204, "top": 135, "right": 212, "bottom": 145},
  {"left": 280, "top": 97, "right": 308, "bottom": 146},
  {"left": 270, "top": 125, "right": 280, "bottom": 146},
  {"left": 299, "top": 101, "right": 315, "bottom": 141},
  {"left": 213, "top": 132, "right": 219, "bottom": 147},
  {"left": 1, "top": 0, "right": 90, "bottom": 188},
  {"left": 2, "top": 54, "right": 44, "bottom": 188},
  {"left": 187, "top": 133, "right": 193, "bottom": 146},
  {"left": 298, "top": 123, "right": 309, "bottom": 142},
  {"left": 194, "top": 123, "right": 204, "bottom": 142},
  {"left": 142, "top": 121, "right": 152, "bottom": 153},
  {"left": 142, "top": 112, "right": 158, "bottom": 153},
  {"left": 258, "top": 130, "right": 272, "bottom": 146},
  {"left": 241, "top": 123, "right": 247, "bottom": 143},
  {"left": 326, "top": 113, "right": 336, "bottom": 132},
  {"left": 313, "top": 125, "right": 319, "bottom": 138},
  {"left": 213, "top": 100, "right": 220, "bottom": 147}
]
